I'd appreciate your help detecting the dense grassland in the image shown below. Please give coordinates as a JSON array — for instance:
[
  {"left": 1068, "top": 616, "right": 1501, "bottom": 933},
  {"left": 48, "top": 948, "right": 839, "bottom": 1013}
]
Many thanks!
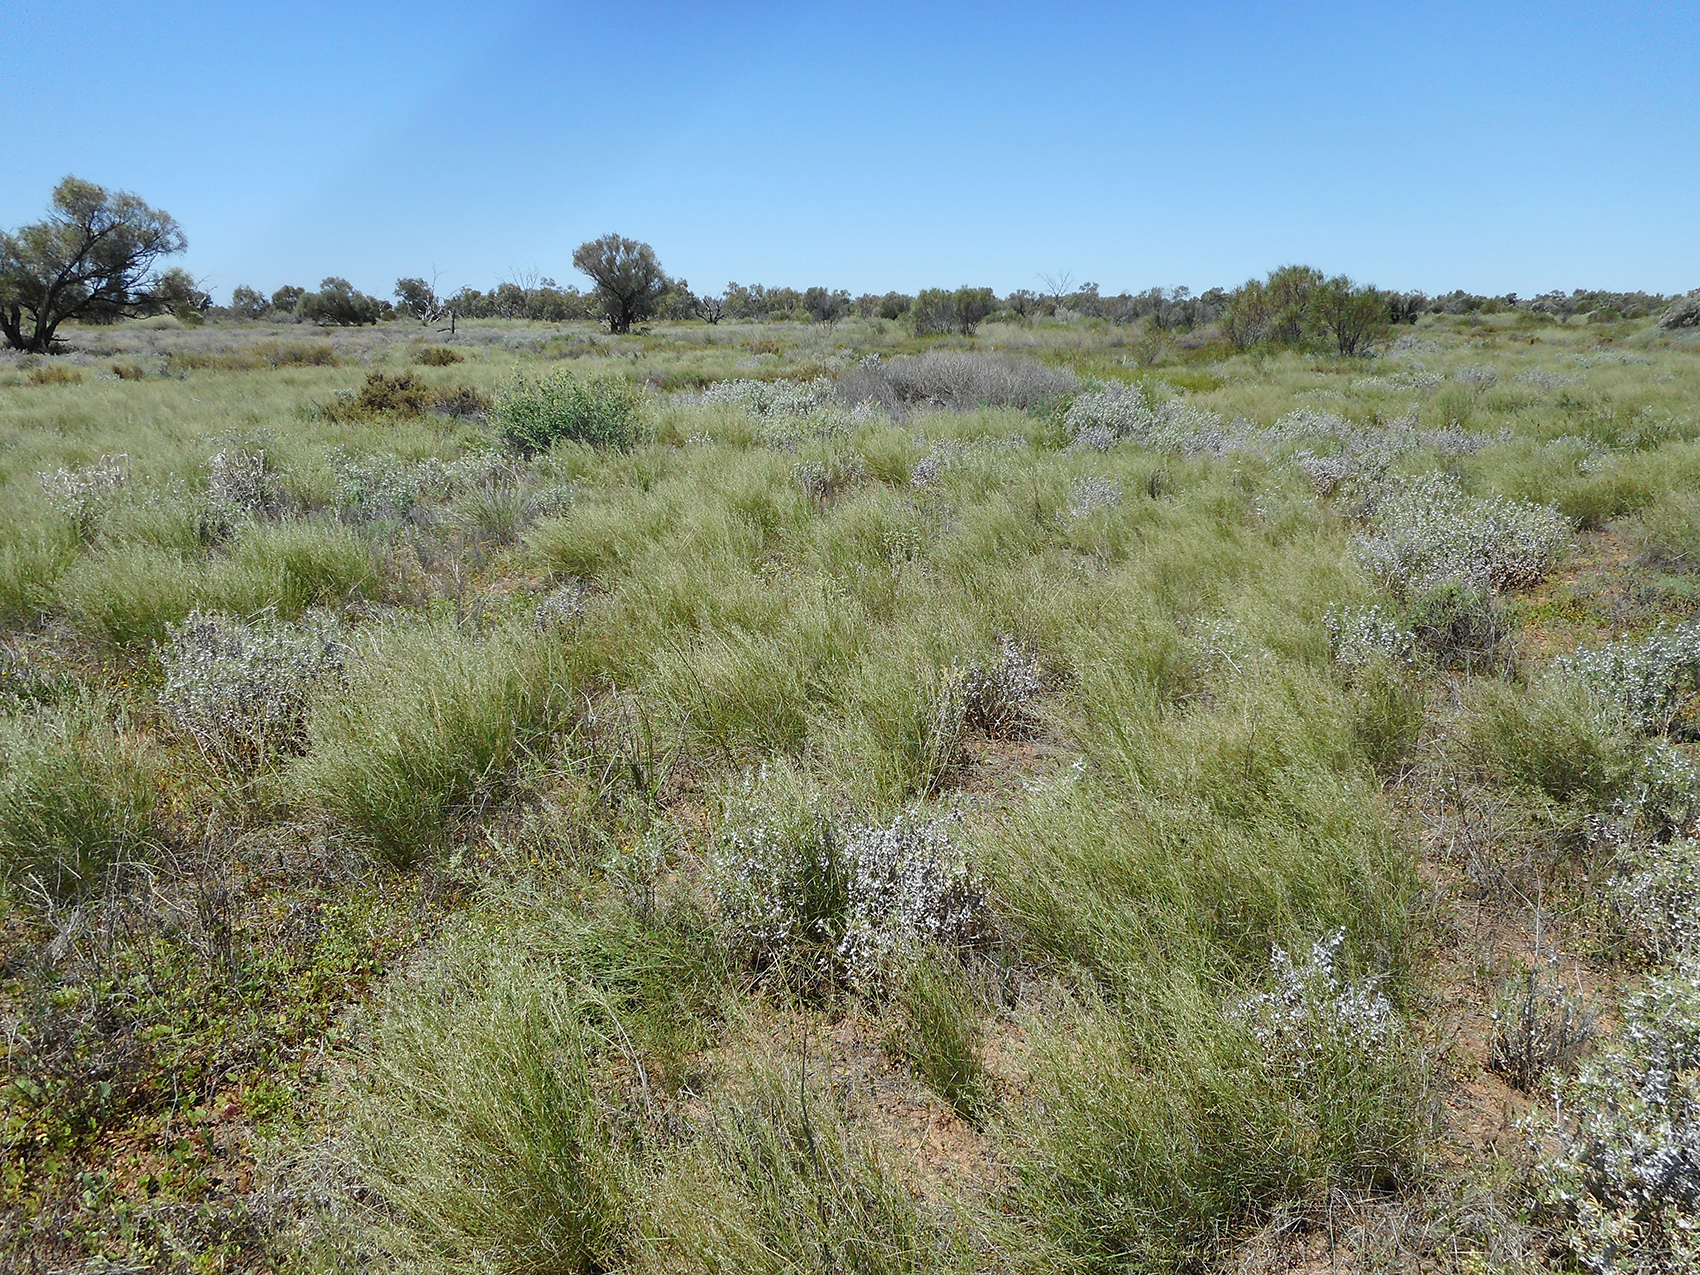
[{"left": 3, "top": 307, "right": 1700, "bottom": 1272}]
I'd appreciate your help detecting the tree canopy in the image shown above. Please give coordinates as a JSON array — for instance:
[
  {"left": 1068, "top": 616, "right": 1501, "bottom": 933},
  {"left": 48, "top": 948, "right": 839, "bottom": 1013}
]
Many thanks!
[
  {"left": 572, "top": 235, "right": 668, "bottom": 334},
  {"left": 0, "top": 176, "right": 187, "bottom": 352}
]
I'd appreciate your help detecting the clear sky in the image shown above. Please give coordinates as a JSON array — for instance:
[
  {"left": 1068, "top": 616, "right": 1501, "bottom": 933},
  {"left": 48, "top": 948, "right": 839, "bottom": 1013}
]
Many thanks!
[{"left": 4, "top": 2, "right": 1695, "bottom": 304}]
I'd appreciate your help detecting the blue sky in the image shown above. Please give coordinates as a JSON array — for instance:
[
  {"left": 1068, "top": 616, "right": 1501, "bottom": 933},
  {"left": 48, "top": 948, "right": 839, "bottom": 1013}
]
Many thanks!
[{"left": 4, "top": 2, "right": 1695, "bottom": 303}]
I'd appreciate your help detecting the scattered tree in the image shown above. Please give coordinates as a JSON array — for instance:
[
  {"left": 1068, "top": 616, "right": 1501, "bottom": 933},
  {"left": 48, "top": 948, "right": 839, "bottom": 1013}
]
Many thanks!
[
  {"left": 394, "top": 276, "right": 443, "bottom": 325},
  {"left": 0, "top": 176, "right": 187, "bottom": 352},
  {"left": 271, "top": 284, "right": 307, "bottom": 314},
  {"left": 911, "top": 286, "right": 998, "bottom": 335},
  {"left": 804, "top": 286, "right": 852, "bottom": 325},
  {"left": 299, "top": 277, "right": 384, "bottom": 326},
  {"left": 572, "top": 234, "right": 668, "bottom": 334},
  {"left": 1312, "top": 275, "right": 1391, "bottom": 356},
  {"left": 695, "top": 292, "right": 726, "bottom": 324},
  {"left": 230, "top": 285, "right": 269, "bottom": 320}
]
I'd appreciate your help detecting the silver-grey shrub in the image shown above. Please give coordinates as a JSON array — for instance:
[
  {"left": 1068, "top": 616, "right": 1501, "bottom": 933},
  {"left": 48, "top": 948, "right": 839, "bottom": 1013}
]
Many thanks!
[
  {"left": 1238, "top": 930, "right": 1401, "bottom": 1078},
  {"left": 1064, "top": 383, "right": 1232, "bottom": 455},
  {"left": 1611, "top": 838, "right": 1700, "bottom": 963},
  {"left": 1559, "top": 620, "right": 1700, "bottom": 736},
  {"left": 1324, "top": 605, "right": 1417, "bottom": 668},
  {"left": 1068, "top": 475, "right": 1123, "bottom": 519},
  {"left": 207, "top": 448, "right": 285, "bottom": 522},
  {"left": 1353, "top": 473, "right": 1570, "bottom": 594},
  {"left": 838, "top": 350, "right": 1077, "bottom": 414},
  {"left": 956, "top": 635, "right": 1046, "bottom": 738},
  {"left": 159, "top": 610, "right": 344, "bottom": 773},
  {"left": 39, "top": 453, "right": 128, "bottom": 534},
  {"left": 712, "top": 797, "right": 986, "bottom": 992},
  {"left": 534, "top": 580, "right": 588, "bottom": 635},
  {"left": 1536, "top": 966, "right": 1700, "bottom": 1274}
]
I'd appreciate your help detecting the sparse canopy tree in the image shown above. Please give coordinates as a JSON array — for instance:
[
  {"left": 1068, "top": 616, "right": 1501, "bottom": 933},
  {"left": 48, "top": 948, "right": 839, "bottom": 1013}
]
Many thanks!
[
  {"left": 0, "top": 176, "right": 187, "bottom": 352},
  {"left": 394, "top": 276, "right": 443, "bottom": 325},
  {"left": 298, "top": 277, "right": 384, "bottom": 326},
  {"left": 804, "top": 286, "right": 852, "bottom": 325},
  {"left": 1311, "top": 275, "right": 1391, "bottom": 356},
  {"left": 230, "top": 285, "right": 269, "bottom": 320},
  {"left": 572, "top": 234, "right": 668, "bottom": 334},
  {"left": 695, "top": 292, "right": 726, "bottom": 324}
]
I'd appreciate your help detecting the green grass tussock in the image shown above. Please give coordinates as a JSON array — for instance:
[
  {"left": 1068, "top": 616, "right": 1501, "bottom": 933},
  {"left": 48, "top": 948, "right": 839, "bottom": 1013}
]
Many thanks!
[
  {"left": 292, "top": 622, "right": 573, "bottom": 864},
  {"left": 0, "top": 698, "right": 157, "bottom": 900}
]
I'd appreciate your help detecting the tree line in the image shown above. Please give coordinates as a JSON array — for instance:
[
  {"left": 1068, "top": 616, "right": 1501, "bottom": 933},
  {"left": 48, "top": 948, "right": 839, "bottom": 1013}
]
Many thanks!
[{"left": 2, "top": 176, "right": 1687, "bottom": 354}]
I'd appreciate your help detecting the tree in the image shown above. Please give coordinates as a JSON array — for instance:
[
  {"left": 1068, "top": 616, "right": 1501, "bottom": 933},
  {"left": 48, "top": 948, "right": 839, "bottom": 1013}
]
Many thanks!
[
  {"left": 299, "top": 277, "right": 383, "bottom": 326},
  {"left": 230, "top": 285, "right": 269, "bottom": 320},
  {"left": 271, "top": 284, "right": 307, "bottom": 314},
  {"left": 1265, "top": 264, "right": 1324, "bottom": 345},
  {"left": 911, "top": 286, "right": 998, "bottom": 335},
  {"left": 394, "top": 276, "right": 443, "bottom": 325},
  {"left": 572, "top": 234, "right": 667, "bottom": 334},
  {"left": 803, "top": 286, "right": 851, "bottom": 325},
  {"left": 1311, "top": 275, "right": 1391, "bottom": 356},
  {"left": 695, "top": 293, "right": 726, "bottom": 324},
  {"left": 0, "top": 176, "right": 187, "bottom": 352}
]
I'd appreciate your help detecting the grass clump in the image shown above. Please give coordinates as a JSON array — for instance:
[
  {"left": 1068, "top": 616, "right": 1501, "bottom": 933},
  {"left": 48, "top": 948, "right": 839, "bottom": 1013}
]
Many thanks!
[
  {"left": 292, "top": 623, "right": 572, "bottom": 865},
  {"left": 0, "top": 699, "right": 156, "bottom": 900},
  {"left": 1464, "top": 675, "right": 1635, "bottom": 807},
  {"left": 349, "top": 943, "right": 626, "bottom": 1275},
  {"left": 497, "top": 368, "right": 645, "bottom": 454},
  {"left": 887, "top": 949, "right": 988, "bottom": 1119},
  {"left": 414, "top": 345, "right": 463, "bottom": 366}
]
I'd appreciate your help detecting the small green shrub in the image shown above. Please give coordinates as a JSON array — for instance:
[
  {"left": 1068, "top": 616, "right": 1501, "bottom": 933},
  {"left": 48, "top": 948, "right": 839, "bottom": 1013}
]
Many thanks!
[
  {"left": 321, "top": 371, "right": 434, "bottom": 422},
  {"left": 497, "top": 369, "right": 644, "bottom": 454},
  {"left": 414, "top": 345, "right": 463, "bottom": 366},
  {"left": 0, "top": 700, "right": 156, "bottom": 899}
]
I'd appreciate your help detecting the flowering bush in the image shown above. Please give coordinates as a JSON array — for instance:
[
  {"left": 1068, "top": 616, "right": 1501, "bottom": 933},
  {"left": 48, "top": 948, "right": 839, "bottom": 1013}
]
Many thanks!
[
  {"left": 1068, "top": 475, "right": 1123, "bottom": 519},
  {"left": 158, "top": 610, "right": 344, "bottom": 773},
  {"left": 1560, "top": 620, "right": 1700, "bottom": 736},
  {"left": 38, "top": 453, "right": 127, "bottom": 534},
  {"left": 534, "top": 580, "right": 588, "bottom": 635},
  {"left": 1324, "top": 605, "right": 1417, "bottom": 668},
  {"left": 207, "top": 448, "right": 285, "bottom": 522},
  {"left": 1238, "top": 930, "right": 1400, "bottom": 1077},
  {"left": 1611, "top": 838, "right": 1700, "bottom": 963},
  {"left": 1352, "top": 473, "right": 1570, "bottom": 594},
  {"left": 712, "top": 798, "right": 986, "bottom": 992},
  {"left": 1536, "top": 967, "right": 1700, "bottom": 1275}
]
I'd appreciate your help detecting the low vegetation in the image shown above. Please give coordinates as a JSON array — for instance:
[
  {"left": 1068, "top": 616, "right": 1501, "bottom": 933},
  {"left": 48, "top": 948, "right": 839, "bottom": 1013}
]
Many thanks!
[{"left": 2, "top": 273, "right": 1699, "bottom": 1274}]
